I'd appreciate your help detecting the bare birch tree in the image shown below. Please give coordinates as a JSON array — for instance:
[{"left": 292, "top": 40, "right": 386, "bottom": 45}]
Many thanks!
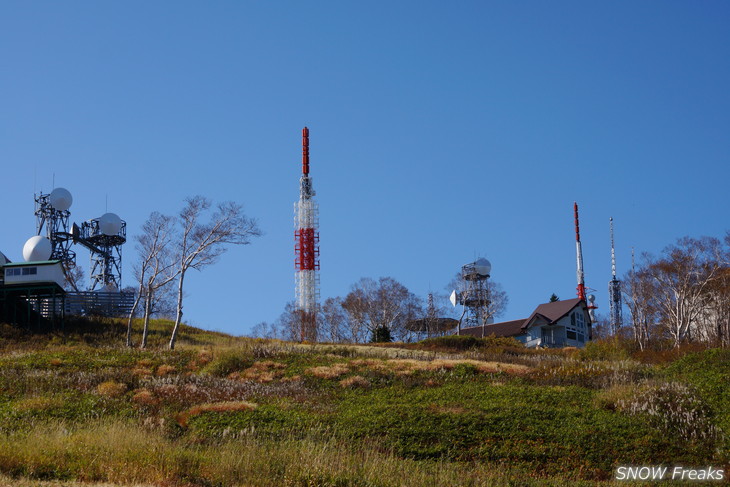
[
  {"left": 127, "top": 212, "right": 177, "bottom": 347},
  {"left": 638, "top": 237, "right": 723, "bottom": 348},
  {"left": 169, "top": 196, "right": 261, "bottom": 350}
]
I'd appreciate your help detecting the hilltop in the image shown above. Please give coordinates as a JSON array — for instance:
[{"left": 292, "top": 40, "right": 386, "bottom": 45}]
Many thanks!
[{"left": 0, "top": 319, "right": 727, "bottom": 486}]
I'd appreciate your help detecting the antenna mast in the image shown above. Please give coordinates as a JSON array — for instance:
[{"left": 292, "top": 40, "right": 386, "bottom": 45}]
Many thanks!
[
  {"left": 574, "top": 202, "right": 586, "bottom": 301},
  {"left": 294, "top": 127, "right": 320, "bottom": 341},
  {"left": 608, "top": 217, "right": 623, "bottom": 333}
]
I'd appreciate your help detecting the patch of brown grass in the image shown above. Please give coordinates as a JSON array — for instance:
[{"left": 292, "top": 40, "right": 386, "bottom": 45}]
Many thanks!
[
  {"left": 176, "top": 401, "right": 258, "bottom": 427},
  {"left": 131, "top": 389, "right": 159, "bottom": 407},
  {"left": 306, "top": 364, "right": 350, "bottom": 379},
  {"left": 229, "top": 360, "right": 287, "bottom": 383},
  {"left": 132, "top": 367, "right": 153, "bottom": 377},
  {"left": 96, "top": 381, "right": 128, "bottom": 398},
  {"left": 155, "top": 364, "right": 176, "bottom": 376},
  {"left": 339, "top": 375, "right": 370, "bottom": 389}
]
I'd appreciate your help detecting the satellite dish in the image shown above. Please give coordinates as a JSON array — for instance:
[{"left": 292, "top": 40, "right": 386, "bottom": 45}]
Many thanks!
[
  {"left": 49, "top": 187, "right": 73, "bottom": 211},
  {"left": 98, "top": 213, "right": 122, "bottom": 236},
  {"left": 474, "top": 258, "right": 491, "bottom": 277},
  {"left": 71, "top": 223, "right": 80, "bottom": 241},
  {"left": 449, "top": 290, "right": 458, "bottom": 307},
  {"left": 23, "top": 236, "right": 52, "bottom": 262}
]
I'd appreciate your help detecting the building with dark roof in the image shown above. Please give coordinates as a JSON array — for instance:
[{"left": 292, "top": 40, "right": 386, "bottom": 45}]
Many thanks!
[{"left": 459, "top": 298, "right": 592, "bottom": 348}]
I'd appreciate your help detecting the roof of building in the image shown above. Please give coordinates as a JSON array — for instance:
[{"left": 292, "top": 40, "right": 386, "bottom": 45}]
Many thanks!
[
  {"left": 460, "top": 319, "right": 527, "bottom": 338},
  {"left": 3, "top": 260, "right": 62, "bottom": 267},
  {"left": 522, "top": 298, "right": 584, "bottom": 329}
]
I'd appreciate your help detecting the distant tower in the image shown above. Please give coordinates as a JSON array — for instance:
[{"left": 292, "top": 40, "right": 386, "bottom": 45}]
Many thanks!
[
  {"left": 294, "top": 127, "right": 320, "bottom": 341},
  {"left": 80, "top": 213, "right": 126, "bottom": 291},
  {"left": 608, "top": 217, "right": 623, "bottom": 333},
  {"left": 574, "top": 202, "right": 597, "bottom": 321},
  {"left": 451, "top": 258, "right": 492, "bottom": 335}
]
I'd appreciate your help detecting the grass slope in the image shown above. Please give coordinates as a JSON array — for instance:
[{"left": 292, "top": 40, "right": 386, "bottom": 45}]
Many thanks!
[{"left": 0, "top": 320, "right": 727, "bottom": 486}]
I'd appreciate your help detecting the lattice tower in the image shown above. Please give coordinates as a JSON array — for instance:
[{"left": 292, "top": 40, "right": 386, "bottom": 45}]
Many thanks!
[{"left": 294, "top": 127, "right": 320, "bottom": 341}]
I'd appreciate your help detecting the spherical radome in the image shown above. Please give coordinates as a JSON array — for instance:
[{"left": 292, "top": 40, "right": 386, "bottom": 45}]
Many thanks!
[
  {"left": 474, "top": 258, "right": 491, "bottom": 276},
  {"left": 99, "top": 213, "right": 122, "bottom": 236},
  {"left": 588, "top": 294, "right": 596, "bottom": 303},
  {"left": 23, "top": 236, "right": 52, "bottom": 262},
  {"left": 49, "top": 187, "right": 73, "bottom": 211}
]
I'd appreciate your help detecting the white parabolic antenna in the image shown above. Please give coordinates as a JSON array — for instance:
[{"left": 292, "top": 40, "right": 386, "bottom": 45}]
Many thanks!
[
  {"left": 450, "top": 289, "right": 458, "bottom": 307},
  {"left": 49, "top": 187, "right": 73, "bottom": 211},
  {"left": 23, "top": 236, "right": 52, "bottom": 262},
  {"left": 474, "top": 258, "right": 491, "bottom": 277},
  {"left": 98, "top": 213, "right": 122, "bottom": 236}
]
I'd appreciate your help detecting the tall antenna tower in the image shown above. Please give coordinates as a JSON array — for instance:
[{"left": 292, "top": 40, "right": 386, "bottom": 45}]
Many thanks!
[
  {"left": 574, "top": 202, "right": 597, "bottom": 321},
  {"left": 574, "top": 202, "right": 586, "bottom": 301},
  {"left": 294, "top": 127, "right": 320, "bottom": 342},
  {"left": 608, "top": 217, "right": 623, "bottom": 333}
]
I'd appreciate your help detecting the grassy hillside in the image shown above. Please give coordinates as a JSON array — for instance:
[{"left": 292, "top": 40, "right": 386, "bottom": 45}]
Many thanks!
[{"left": 0, "top": 320, "right": 727, "bottom": 486}]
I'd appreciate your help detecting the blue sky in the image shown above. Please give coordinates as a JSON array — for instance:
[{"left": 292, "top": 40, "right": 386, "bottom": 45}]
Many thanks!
[{"left": 2, "top": 1, "right": 729, "bottom": 335}]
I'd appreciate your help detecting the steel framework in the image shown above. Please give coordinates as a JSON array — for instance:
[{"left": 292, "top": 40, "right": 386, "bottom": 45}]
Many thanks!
[
  {"left": 79, "top": 219, "right": 126, "bottom": 291},
  {"left": 34, "top": 192, "right": 76, "bottom": 268},
  {"left": 459, "top": 260, "right": 491, "bottom": 332},
  {"left": 608, "top": 217, "right": 623, "bottom": 333},
  {"left": 294, "top": 127, "right": 319, "bottom": 341}
]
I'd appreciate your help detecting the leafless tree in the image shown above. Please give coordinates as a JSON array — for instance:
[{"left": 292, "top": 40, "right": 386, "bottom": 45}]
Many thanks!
[
  {"left": 169, "top": 196, "right": 261, "bottom": 350},
  {"left": 622, "top": 261, "right": 655, "bottom": 351},
  {"left": 249, "top": 320, "right": 284, "bottom": 340},
  {"left": 63, "top": 263, "right": 85, "bottom": 293},
  {"left": 341, "top": 277, "right": 422, "bottom": 342},
  {"left": 127, "top": 212, "right": 177, "bottom": 348},
  {"left": 319, "top": 297, "right": 349, "bottom": 343}
]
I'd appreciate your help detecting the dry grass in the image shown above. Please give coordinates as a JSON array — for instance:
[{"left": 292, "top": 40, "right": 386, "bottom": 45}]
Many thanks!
[
  {"left": 306, "top": 364, "right": 350, "bottom": 379},
  {"left": 131, "top": 389, "right": 158, "bottom": 408},
  {"left": 229, "top": 360, "right": 287, "bottom": 383},
  {"left": 0, "top": 420, "right": 610, "bottom": 487},
  {"left": 96, "top": 381, "right": 128, "bottom": 398},
  {"left": 339, "top": 375, "right": 370, "bottom": 389},
  {"left": 155, "top": 364, "right": 176, "bottom": 376}
]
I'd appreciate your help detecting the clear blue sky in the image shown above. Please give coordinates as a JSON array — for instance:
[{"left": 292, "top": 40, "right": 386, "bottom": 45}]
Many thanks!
[{"left": 2, "top": 1, "right": 729, "bottom": 335}]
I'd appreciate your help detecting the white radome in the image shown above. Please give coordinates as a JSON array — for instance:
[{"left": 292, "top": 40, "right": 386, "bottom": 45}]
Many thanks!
[
  {"left": 474, "top": 258, "right": 491, "bottom": 276},
  {"left": 23, "top": 236, "right": 52, "bottom": 262},
  {"left": 98, "top": 213, "right": 122, "bottom": 236},
  {"left": 49, "top": 187, "right": 73, "bottom": 211}
]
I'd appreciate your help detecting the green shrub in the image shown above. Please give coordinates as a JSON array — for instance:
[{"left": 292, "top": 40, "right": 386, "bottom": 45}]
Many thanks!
[
  {"left": 577, "top": 339, "right": 630, "bottom": 361},
  {"left": 203, "top": 350, "right": 254, "bottom": 377}
]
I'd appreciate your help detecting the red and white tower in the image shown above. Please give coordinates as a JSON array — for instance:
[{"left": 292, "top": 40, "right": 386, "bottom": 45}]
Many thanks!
[
  {"left": 574, "top": 202, "right": 586, "bottom": 301},
  {"left": 294, "top": 127, "right": 319, "bottom": 341},
  {"left": 574, "top": 202, "right": 597, "bottom": 322}
]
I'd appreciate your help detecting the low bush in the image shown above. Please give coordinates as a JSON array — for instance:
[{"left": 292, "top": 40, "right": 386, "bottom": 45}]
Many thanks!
[{"left": 203, "top": 349, "right": 254, "bottom": 377}]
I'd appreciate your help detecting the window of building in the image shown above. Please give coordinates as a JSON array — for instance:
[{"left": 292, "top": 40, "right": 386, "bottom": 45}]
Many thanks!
[
  {"left": 22, "top": 267, "right": 38, "bottom": 276},
  {"left": 567, "top": 330, "right": 577, "bottom": 340}
]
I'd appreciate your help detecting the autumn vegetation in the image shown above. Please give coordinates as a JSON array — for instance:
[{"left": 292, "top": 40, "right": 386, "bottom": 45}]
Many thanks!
[{"left": 0, "top": 318, "right": 727, "bottom": 486}]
